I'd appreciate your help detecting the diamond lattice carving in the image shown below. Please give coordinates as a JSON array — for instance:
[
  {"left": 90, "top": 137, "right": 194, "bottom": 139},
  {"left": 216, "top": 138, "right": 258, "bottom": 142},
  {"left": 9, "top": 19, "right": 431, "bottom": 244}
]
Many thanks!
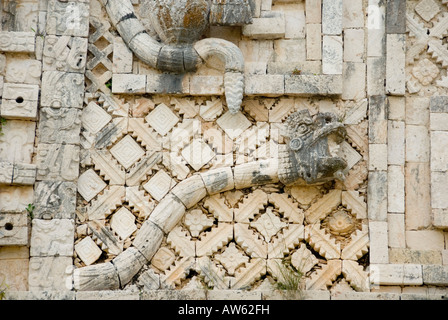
[{"left": 110, "top": 135, "right": 145, "bottom": 169}]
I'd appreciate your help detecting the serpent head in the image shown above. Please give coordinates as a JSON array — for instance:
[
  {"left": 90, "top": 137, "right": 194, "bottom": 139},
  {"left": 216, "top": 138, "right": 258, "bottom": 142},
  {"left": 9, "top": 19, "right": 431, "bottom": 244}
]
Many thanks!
[{"left": 280, "top": 109, "right": 347, "bottom": 185}]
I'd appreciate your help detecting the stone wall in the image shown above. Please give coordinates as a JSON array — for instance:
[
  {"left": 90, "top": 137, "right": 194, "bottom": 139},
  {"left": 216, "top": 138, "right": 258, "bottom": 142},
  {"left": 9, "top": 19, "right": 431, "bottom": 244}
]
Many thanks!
[{"left": 0, "top": 0, "right": 447, "bottom": 300}]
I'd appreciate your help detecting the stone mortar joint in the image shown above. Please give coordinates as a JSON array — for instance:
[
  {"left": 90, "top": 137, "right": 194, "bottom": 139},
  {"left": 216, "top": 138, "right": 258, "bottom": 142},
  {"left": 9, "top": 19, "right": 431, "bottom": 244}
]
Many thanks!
[
  {"left": 101, "top": 0, "right": 249, "bottom": 114},
  {"left": 69, "top": 111, "right": 348, "bottom": 291}
]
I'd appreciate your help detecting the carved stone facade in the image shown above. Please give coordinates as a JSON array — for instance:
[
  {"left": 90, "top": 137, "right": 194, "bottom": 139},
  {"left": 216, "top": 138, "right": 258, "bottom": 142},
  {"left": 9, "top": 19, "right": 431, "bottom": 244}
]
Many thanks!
[{"left": 0, "top": 0, "right": 448, "bottom": 301}]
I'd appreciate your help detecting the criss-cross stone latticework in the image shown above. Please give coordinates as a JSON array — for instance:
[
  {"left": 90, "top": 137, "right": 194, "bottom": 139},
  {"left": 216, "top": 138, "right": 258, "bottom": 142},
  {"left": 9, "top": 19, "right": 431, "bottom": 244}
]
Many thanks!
[{"left": 2, "top": 0, "right": 448, "bottom": 301}]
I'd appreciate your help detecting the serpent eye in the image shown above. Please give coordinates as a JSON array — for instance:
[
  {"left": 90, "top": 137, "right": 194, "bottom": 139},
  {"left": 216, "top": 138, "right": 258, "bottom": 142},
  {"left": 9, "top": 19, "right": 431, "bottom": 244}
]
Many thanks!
[
  {"left": 297, "top": 124, "right": 308, "bottom": 134},
  {"left": 290, "top": 138, "right": 303, "bottom": 151}
]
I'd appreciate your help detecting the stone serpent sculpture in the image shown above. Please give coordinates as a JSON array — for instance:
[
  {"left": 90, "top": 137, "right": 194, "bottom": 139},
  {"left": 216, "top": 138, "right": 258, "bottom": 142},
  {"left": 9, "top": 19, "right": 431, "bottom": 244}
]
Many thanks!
[
  {"left": 101, "top": 0, "right": 248, "bottom": 114},
  {"left": 69, "top": 109, "right": 348, "bottom": 291}
]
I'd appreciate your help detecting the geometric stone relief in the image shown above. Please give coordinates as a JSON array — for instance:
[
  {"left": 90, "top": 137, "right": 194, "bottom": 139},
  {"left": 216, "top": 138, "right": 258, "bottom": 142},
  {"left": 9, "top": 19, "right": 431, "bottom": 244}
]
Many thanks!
[{"left": 72, "top": 93, "right": 369, "bottom": 293}]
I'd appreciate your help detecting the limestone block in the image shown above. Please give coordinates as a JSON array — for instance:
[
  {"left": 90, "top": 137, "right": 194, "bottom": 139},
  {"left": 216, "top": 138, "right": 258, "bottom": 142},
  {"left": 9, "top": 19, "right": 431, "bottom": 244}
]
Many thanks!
[
  {"left": 143, "top": 170, "right": 176, "bottom": 202},
  {"left": 431, "top": 171, "right": 448, "bottom": 209},
  {"left": 274, "top": 39, "right": 306, "bottom": 63},
  {"left": 431, "top": 131, "right": 448, "bottom": 171},
  {"left": 406, "top": 125, "right": 430, "bottom": 163},
  {"left": 387, "top": 121, "right": 405, "bottom": 165},
  {"left": 38, "top": 108, "right": 82, "bottom": 145},
  {"left": 239, "top": 39, "right": 274, "bottom": 74},
  {"left": 75, "top": 236, "right": 102, "bottom": 266},
  {"left": 388, "top": 96, "right": 405, "bottom": 121},
  {"left": 386, "top": 34, "right": 406, "bottom": 95},
  {"left": 367, "top": 171, "right": 387, "bottom": 221},
  {"left": 233, "top": 159, "right": 279, "bottom": 189},
  {"left": 0, "top": 76, "right": 3, "bottom": 97},
  {"left": 73, "top": 262, "right": 120, "bottom": 291},
  {"left": 0, "top": 212, "right": 28, "bottom": 246},
  {"left": 430, "top": 112, "right": 448, "bottom": 131},
  {"left": 113, "top": 37, "right": 133, "bottom": 73},
  {"left": 385, "top": 0, "right": 406, "bottom": 34},
  {"left": 28, "top": 256, "right": 73, "bottom": 291},
  {"left": 41, "top": 71, "right": 84, "bottom": 108},
  {"left": 112, "top": 74, "right": 146, "bottom": 94},
  {"left": 189, "top": 76, "right": 223, "bottom": 95},
  {"left": 81, "top": 101, "right": 112, "bottom": 134},
  {"left": 209, "top": 0, "right": 254, "bottom": 26},
  {"left": 406, "top": 230, "right": 445, "bottom": 251},
  {"left": 76, "top": 290, "right": 140, "bottom": 300},
  {"left": 0, "top": 120, "right": 36, "bottom": 164},
  {"left": 0, "top": 162, "right": 36, "bottom": 186},
  {"left": 422, "top": 265, "right": 448, "bottom": 286},
  {"left": 342, "top": 62, "right": 366, "bottom": 100},
  {"left": 367, "top": 57, "right": 385, "bottom": 96},
  {"left": 429, "top": 95, "right": 448, "bottom": 113},
  {"left": 388, "top": 213, "right": 405, "bottom": 248},
  {"left": 273, "top": 8, "right": 305, "bottom": 39},
  {"left": 43, "top": 35, "right": 88, "bottom": 73},
  {"left": 305, "top": 0, "right": 321, "bottom": 24},
  {"left": 0, "top": 32, "right": 35, "bottom": 52},
  {"left": 132, "top": 220, "right": 164, "bottom": 260},
  {"left": 245, "top": 75, "right": 285, "bottom": 96},
  {"left": 0, "top": 247, "right": 29, "bottom": 291},
  {"left": 322, "top": 36, "right": 343, "bottom": 75},
  {"left": 306, "top": 24, "right": 322, "bottom": 61},
  {"left": 406, "top": 96, "right": 429, "bottom": 126},
  {"left": 46, "top": 0, "right": 90, "bottom": 37},
  {"left": 200, "top": 167, "right": 235, "bottom": 195},
  {"left": 322, "top": 0, "right": 342, "bottom": 35},
  {"left": 112, "top": 247, "right": 148, "bottom": 287},
  {"left": 369, "top": 221, "right": 388, "bottom": 264},
  {"left": 242, "top": 15, "right": 286, "bottom": 39},
  {"left": 30, "top": 219, "right": 74, "bottom": 257},
  {"left": 285, "top": 75, "right": 343, "bottom": 95},
  {"left": 217, "top": 111, "right": 252, "bottom": 140},
  {"left": 343, "top": 0, "right": 364, "bottom": 28},
  {"left": 368, "top": 144, "right": 387, "bottom": 171},
  {"left": 34, "top": 181, "right": 77, "bottom": 220},
  {"left": 36, "top": 143, "right": 79, "bottom": 182},
  {"left": 388, "top": 165, "right": 404, "bottom": 213},
  {"left": 77, "top": 169, "right": 107, "bottom": 202},
  {"left": 344, "top": 29, "right": 364, "bottom": 62},
  {"left": 111, "top": 135, "right": 145, "bottom": 171},
  {"left": 1, "top": 83, "right": 39, "bottom": 120},
  {"left": 170, "top": 175, "right": 207, "bottom": 209},
  {"left": 0, "top": 186, "right": 33, "bottom": 212},
  {"left": 149, "top": 193, "right": 186, "bottom": 234},
  {"left": 370, "top": 264, "right": 422, "bottom": 286},
  {"left": 5, "top": 57, "right": 41, "bottom": 85},
  {"left": 181, "top": 139, "right": 216, "bottom": 171},
  {"left": 145, "top": 103, "right": 179, "bottom": 136},
  {"left": 405, "top": 162, "right": 432, "bottom": 229},
  {"left": 389, "top": 248, "right": 442, "bottom": 265},
  {"left": 146, "top": 74, "right": 189, "bottom": 94},
  {"left": 433, "top": 208, "right": 448, "bottom": 230},
  {"left": 367, "top": 0, "right": 385, "bottom": 57}
]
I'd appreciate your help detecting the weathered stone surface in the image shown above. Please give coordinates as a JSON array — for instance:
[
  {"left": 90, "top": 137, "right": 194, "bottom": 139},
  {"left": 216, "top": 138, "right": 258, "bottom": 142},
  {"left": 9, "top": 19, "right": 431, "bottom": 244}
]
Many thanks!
[
  {"left": 41, "top": 71, "right": 84, "bottom": 108},
  {"left": 386, "top": 34, "right": 405, "bottom": 95},
  {"left": 38, "top": 108, "right": 82, "bottom": 145},
  {"left": 0, "top": 120, "right": 35, "bottom": 164},
  {"left": 322, "top": 36, "right": 343, "bottom": 74},
  {"left": 0, "top": 212, "right": 28, "bottom": 246},
  {"left": 0, "top": 32, "right": 35, "bottom": 52},
  {"left": 284, "top": 75, "right": 343, "bottom": 95},
  {"left": 1, "top": 83, "right": 39, "bottom": 120},
  {"left": 43, "top": 36, "right": 88, "bottom": 73},
  {"left": 30, "top": 219, "right": 75, "bottom": 257},
  {"left": 34, "top": 181, "right": 77, "bottom": 220},
  {"left": 322, "top": 0, "right": 342, "bottom": 35},
  {"left": 242, "top": 15, "right": 285, "bottom": 39},
  {"left": 46, "top": 0, "right": 90, "bottom": 37},
  {"left": 36, "top": 144, "right": 79, "bottom": 182},
  {"left": 385, "top": 0, "right": 406, "bottom": 34},
  {"left": 422, "top": 265, "right": 448, "bottom": 286},
  {"left": 29, "top": 257, "right": 73, "bottom": 291}
]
